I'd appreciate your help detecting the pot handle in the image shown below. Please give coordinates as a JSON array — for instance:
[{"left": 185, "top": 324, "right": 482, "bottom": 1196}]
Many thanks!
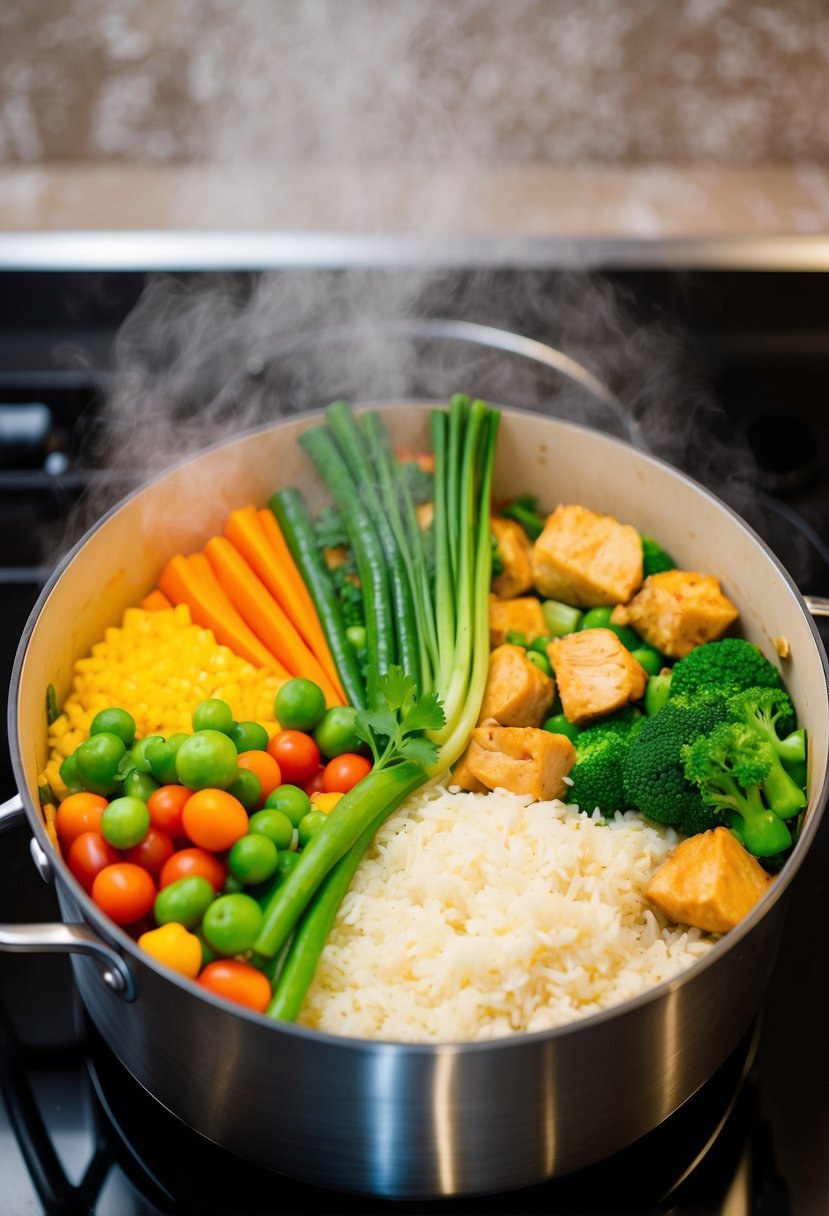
[
  {"left": 804, "top": 595, "right": 829, "bottom": 618},
  {"left": 0, "top": 794, "right": 138, "bottom": 1001}
]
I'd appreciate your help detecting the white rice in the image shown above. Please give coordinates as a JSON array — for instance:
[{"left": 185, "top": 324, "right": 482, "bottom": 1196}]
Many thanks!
[{"left": 297, "top": 784, "right": 716, "bottom": 1043}]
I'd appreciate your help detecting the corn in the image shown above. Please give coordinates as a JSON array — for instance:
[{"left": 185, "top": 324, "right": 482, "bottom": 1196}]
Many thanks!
[{"left": 48, "top": 605, "right": 284, "bottom": 769}]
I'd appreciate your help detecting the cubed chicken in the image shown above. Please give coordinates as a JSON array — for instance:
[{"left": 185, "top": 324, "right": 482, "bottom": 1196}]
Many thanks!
[
  {"left": 449, "top": 747, "right": 489, "bottom": 794},
  {"left": 531, "top": 504, "right": 643, "bottom": 607},
  {"left": 646, "top": 827, "right": 772, "bottom": 934},
  {"left": 478, "top": 644, "right": 557, "bottom": 727},
  {"left": 490, "top": 516, "right": 534, "bottom": 599},
  {"left": 465, "top": 721, "right": 576, "bottom": 801},
  {"left": 489, "top": 595, "right": 548, "bottom": 647},
  {"left": 611, "top": 570, "right": 739, "bottom": 659},
  {"left": 548, "top": 628, "right": 647, "bottom": 724},
  {"left": 415, "top": 501, "right": 434, "bottom": 531}
]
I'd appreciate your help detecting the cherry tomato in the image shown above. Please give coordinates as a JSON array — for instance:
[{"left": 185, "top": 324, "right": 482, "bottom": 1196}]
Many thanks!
[
  {"left": 146, "top": 734, "right": 188, "bottom": 785},
  {"left": 264, "top": 784, "right": 310, "bottom": 827},
  {"left": 124, "top": 827, "right": 175, "bottom": 878},
  {"left": 154, "top": 874, "right": 215, "bottom": 928},
  {"left": 248, "top": 809, "right": 294, "bottom": 849},
  {"left": 202, "top": 893, "right": 263, "bottom": 956},
  {"left": 313, "top": 706, "right": 362, "bottom": 759},
  {"left": 138, "top": 922, "right": 202, "bottom": 979},
  {"left": 181, "top": 789, "right": 249, "bottom": 852},
  {"left": 90, "top": 707, "right": 136, "bottom": 748},
  {"left": 175, "top": 730, "right": 238, "bottom": 791},
  {"left": 227, "top": 720, "right": 269, "bottom": 753},
  {"left": 301, "top": 767, "right": 326, "bottom": 798},
  {"left": 192, "top": 698, "right": 234, "bottom": 734},
  {"left": 197, "top": 960, "right": 271, "bottom": 1013},
  {"left": 236, "top": 750, "right": 281, "bottom": 806},
  {"left": 227, "top": 769, "right": 262, "bottom": 812},
  {"left": 159, "top": 847, "right": 226, "bottom": 893},
  {"left": 122, "top": 770, "right": 159, "bottom": 803},
  {"left": 67, "top": 831, "right": 120, "bottom": 893},
  {"left": 75, "top": 732, "right": 127, "bottom": 796},
  {"left": 228, "top": 833, "right": 280, "bottom": 884},
  {"left": 147, "top": 785, "right": 192, "bottom": 837},
  {"left": 267, "top": 731, "right": 320, "bottom": 786},
  {"left": 55, "top": 792, "right": 107, "bottom": 846},
  {"left": 274, "top": 678, "right": 326, "bottom": 732},
  {"left": 101, "top": 796, "right": 150, "bottom": 849},
  {"left": 322, "top": 753, "right": 372, "bottom": 794},
  {"left": 92, "top": 863, "right": 156, "bottom": 925}
]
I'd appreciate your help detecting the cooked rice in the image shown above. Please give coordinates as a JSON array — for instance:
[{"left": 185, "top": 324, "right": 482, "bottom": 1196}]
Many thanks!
[{"left": 297, "top": 784, "right": 716, "bottom": 1042}]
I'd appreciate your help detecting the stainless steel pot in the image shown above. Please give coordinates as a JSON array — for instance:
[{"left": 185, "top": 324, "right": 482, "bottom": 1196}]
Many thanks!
[{"left": 2, "top": 403, "right": 828, "bottom": 1199}]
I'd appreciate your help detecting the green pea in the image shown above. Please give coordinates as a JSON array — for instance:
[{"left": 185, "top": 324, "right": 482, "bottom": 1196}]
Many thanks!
[
  {"left": 227, "top": 768, "right": 263, "bottom": 812},
  {"left": 175, "top": 730, "right": 238, "bottom": 791},
  {"left": 528, "top": 635, "right": 553, "bottom": 655},
  {"left": 90, "top": 707, "right": 136, "bottom": 748},
  {"left": 578, "top": 606, "right": 641, "bottom": 651},
  {"left": 505, "top": 630, "right": 528, "bottom": 648},
  {"left": 202, "top": 894, "right": 263, "bottom": 956},
  {"left": 345, "top": 625, "right": 367, "bottom": 651},
  {"left": 298, "top": 810, "right": 327, "bottom": 847},
  {"left": 154, "top": 876, "right": 215, "bottom": 929},
  {"left": 248, "top": 809, "right": 294, "bottom": 850},
  {"left": 122, "top": 769, "right": 160, "bottom": 802},
  {"left": 526, "top": 650, "right": 553, "bottom": 678},
  {"left": 226, "top": 720, "right": 269, "bottom": 753},
  {"left": 631, "top": 645, "right": 663, "bottom": 677},
  {"left": 229, "top": 833, "right": 280, "bottom": 884},
  {"left": 263, "top": 784, "right": 310, "bottom": 828},
  {"left": 276, "top": 678, "right": 326, "bottom": 732},
  {"left": 101, "top": 795, "right": 150, "bottom": 849},
  {"left": 542, "top": 713, "right": 582, "bottom": 744},
  {"left": 75, "top": 732, "right": 127, "bottom": 796}
]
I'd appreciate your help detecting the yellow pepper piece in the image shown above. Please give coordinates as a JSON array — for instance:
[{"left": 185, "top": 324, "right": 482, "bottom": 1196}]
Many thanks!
[
  {"left": 138, "top": 922, "right": 202, "bottom": 980},
  {"left": 310, "top": 791, "right": 344, "bottom": 814}
]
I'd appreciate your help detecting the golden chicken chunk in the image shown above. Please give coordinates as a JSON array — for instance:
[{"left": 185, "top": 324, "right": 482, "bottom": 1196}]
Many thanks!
[
  {"left": 489, "top": 595, "right": 548, "bottom": 647},
  {"left": 548, "top": 628, "right": 647, "bottom": 724},
  {"left": 449, "top": 748, "right": 488, "bottom": 794},
  {"left": 646, "top": 827, "right": 772, "bottom": 934},
  {"left": 532, "top": 504, "right": 643, "bottom": 608},
  {"left": 611, "top": 570, "right": 739, "bottom": 659},
  {"left": 490, "top": 516, "right": 534, "bottom": 599},
  {"left": 464, "top": 721, "right": 576, "bottom": 801},
  {"left": 478, "top": 644, "right": 557, "bottom": 727}
]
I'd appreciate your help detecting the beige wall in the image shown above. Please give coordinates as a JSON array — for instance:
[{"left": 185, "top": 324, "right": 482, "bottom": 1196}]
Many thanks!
[{"left": 2, "top": 0, "right": 828, "bottom": 235}]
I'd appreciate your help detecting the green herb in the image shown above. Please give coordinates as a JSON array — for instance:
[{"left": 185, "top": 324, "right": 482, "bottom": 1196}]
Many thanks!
[
  {"left": 355, "top": 666, "right": 445, "bottom": 771},
  {"left": 314, "top": 505, "right": 350, "bottom": 550},
  {"left": 490, "top": 533, "right": 504, "bottom": 577},
  {"left": 400, "top": 460, "right": 434, "bottom": 505},
  {"left": 46, "top": 684, "right": 59, "bottom": 726},
  {"left": 499, "top": 495, "right": 545, "bottom": 540}
]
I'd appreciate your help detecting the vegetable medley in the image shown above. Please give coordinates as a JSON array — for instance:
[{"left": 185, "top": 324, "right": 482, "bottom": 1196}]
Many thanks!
[{"left": 38, "top": 396, "right": 809, "bottom": 1021}]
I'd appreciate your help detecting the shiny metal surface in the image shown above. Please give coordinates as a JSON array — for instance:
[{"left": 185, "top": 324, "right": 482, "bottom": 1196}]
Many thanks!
[
  {"left": 0, "top": 919, "right": 137, "bottom": 1000},
  {"left": 804, "top": 595, "right": 829, "bottom": 618},
  {"left": 5, "top": 405, "right": 829, "bottom": 1197}
]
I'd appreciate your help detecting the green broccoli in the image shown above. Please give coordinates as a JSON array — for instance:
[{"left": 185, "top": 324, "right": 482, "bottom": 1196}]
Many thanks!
[
  {"left": 623, "top": 696, "right": 729, "bottom": 835},
  {"left": 682, "top": 722, "right": 793, "bottom": 857},
  {"left": 578, "top": 705, "right": 644, "bottom": 743},
  {"left": 640, "top": 535, "right": 677, "bottom": 578},
  {"left": 569, "top": 733, "right": 629, "bottom": 816},
  {"left": 728, "top": 686, "right": 804, "bottom": 764},
  {"left": 669, "top": 638, "right": 784, "bottom": 702}
]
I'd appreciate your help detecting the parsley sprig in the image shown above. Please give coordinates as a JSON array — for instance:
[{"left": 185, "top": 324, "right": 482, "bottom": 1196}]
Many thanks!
[{"left": 355, "top": 666, "right": 445, "bottom": 772}]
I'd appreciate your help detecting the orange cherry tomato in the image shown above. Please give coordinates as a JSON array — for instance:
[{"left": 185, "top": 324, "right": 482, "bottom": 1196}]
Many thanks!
[
  {"left": 91, "top": 863, "right": 156, "bottom": 925},
  {"left": 267, "top": 730, "right": 320, "bottom": 786},
  {"left": 147, "top": 785, "right": 192, "bottom": 837},
  {"left": 181, "top": 789, "right": 249, "bottom": 852},
  {"left": 236, "top": 751, "right": 281, "bottom": 807},
  {"left": 67, "top": 831, "right": 120, "bottom": 893},
  {"left": 159, "top": 847, "right": 226, "bottom": 893},
  {"left": 322, "top": 753, "right": 372, "bottom": 794},
  {"left": 124, "top": 827, "right": 175, "bottom": 878},
  {"left": 55, "top": 792, "right": 108, "bottom": 847},
  {"left": 197, "top": 960, "right": 271, "bottom": 1013}
]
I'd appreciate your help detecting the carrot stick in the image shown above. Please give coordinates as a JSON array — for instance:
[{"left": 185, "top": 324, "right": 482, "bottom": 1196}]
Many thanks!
[
  {"left": 203, "top": 537, "right": 343, "bottom": 706},
  {"left": 140, "top": 589, "right": 173, "bottom": 611},
  {"left": 254, "top": 508, "right": 345, "bottom": 695},
  {"left": 159, "top": 553, "right": 288, "bottom": 675}
]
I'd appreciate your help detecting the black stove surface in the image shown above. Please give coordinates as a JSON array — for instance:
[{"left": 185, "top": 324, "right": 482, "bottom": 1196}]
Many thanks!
[{"left": 2, "top": 259, "right": 829, "bottom": 1215}]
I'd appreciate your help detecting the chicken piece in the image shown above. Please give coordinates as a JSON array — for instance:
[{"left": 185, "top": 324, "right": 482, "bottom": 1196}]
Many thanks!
[
  {"left": 478, "top": 644, "right": 557, "bottom": 727},
  {"left": 490, "top": 516, "right": 534, "bottom": 599},
  {"left": 489, "top": 595, "right": 547, "bottom": 647},
  {"left": 449, "top": 748, "right": 488, "bottom": 794},
  {"left": 465, "top": 721, "right": 576, "bottom": 801},
  {"left": 415, "top": 501, "right": 434, "bottom": 531},
  {"left": 532, "top": 504, "right": 643, "bottom": 608},
  {"left": 548, "top": 628, "right": 647, "bottom": 725},
  {"left": 646, "top": 827, "right": 772, "bottom": 934},
  {"left": 611, "top": 570, "right": 739, "bottom": 660}
]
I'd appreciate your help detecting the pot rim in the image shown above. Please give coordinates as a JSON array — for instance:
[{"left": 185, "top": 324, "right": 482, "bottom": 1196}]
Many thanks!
[{"left": 10, "top": 401, "right": 829, "bottom": 1053}]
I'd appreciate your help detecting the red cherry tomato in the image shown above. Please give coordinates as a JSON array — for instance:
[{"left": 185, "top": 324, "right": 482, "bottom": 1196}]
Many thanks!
[
  {"left": 197, "top": 960, "right": 271, "bottom": 1013},
  {"left": 67, "top": 831, "right": 120, "bottom": 893},
  {"left": 322, "top": 753, "right": 372, "bottom": 794},
  {"left": 147, "top": 785, "right": 192, "bottom": 837},
  {"left": 236, "top": 751, "right": 281, "bottom": 807},
  {"left": 91, "top": 863, "right": 156, "bottom": 925},
  {"left": 302, "top": 767, "right": 326, "bottom": 797},
  {"left": 55, "top": 792, "right": 108, "bottom": 847},
  {"left": 267, "top": 730, "right": 320, "bottom": 786},
  {"left": 123, "top": 827, "right": 175, "bottom": 878},
  {"left": 159, "top": 847, "right": 226, "bottom": 893}
]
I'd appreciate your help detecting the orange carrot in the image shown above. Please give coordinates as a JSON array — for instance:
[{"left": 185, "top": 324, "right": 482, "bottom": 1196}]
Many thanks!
[
  {"left": 159, "top": 553, "right": 288, "bottom": 676},
  {"left": 203, "top": 537, "right": 343, "bottom": 706},
  {"left": 225, "top": 506, "right": 343, "bottom": 695},
  {"left": 139, "top": 589, "right": 173, "bottom": 611}
]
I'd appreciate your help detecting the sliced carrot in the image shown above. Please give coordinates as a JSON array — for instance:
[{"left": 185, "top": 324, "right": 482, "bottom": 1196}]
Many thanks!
[
  {"left": 204, "top": 537, "right": 344, "bottom": 706},
  {"left": 225, "top": 506, "right": 343, "bottom": 695},
  {"left": 158, "top": 553, "right": 288, "bottom": 676},
  {"left": 140, "top": 589, "right": 173, "bottom": 611}
]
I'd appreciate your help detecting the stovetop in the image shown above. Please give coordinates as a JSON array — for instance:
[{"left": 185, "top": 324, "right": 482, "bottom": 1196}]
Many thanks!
[{"left": 2, "top": 241, "right": 829, "bottom": 1214}]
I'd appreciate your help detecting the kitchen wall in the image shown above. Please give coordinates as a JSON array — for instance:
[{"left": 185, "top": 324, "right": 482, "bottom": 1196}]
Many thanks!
[{"left": 1, "top": 0, "right": 828, "bottom": 235}]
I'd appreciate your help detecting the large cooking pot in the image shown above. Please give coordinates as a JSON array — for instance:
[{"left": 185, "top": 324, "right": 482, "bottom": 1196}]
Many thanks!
[{"left": 1, "top": 401, "right": 828, "bottom": 1199}]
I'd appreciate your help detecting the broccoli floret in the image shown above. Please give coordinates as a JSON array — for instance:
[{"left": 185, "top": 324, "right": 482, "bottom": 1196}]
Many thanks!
[
  {"left": 728, "top": 686, "right": 803, "bottom": 763},
  {"left": 640, "top": 535, "right": 677, "bottom": 578},
  {"left": 569, "top": 733, "right": 630, "bottom": 816},
  {"left": 623, "top": 696, "right": 729, "bottom": 835},
  {"left": 682, "top": 722, "right": 793, "bottom": 857},
  {"left": 578, "top": 705, "right": 644, "bottom": 744},
  {"left": 669, "top": 638, "right": 784, "bottom": 702}
]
